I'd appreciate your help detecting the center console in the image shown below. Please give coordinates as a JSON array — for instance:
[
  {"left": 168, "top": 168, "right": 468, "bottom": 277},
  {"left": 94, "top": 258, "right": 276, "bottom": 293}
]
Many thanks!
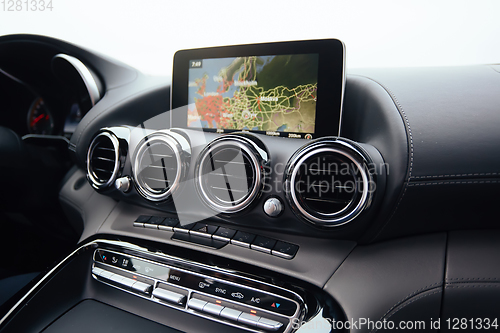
[
  {"left": 92, "top": 247, "right": 304, "bottom": 332},
  {"left": 0, "top": 238, "right": 338, "bottom": 333}
]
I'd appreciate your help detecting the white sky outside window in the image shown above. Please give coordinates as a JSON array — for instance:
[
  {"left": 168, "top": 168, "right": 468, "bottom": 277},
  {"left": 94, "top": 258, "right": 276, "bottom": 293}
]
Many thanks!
[{"left": 1, "top": 0, "right": 500, "bottom": 76}]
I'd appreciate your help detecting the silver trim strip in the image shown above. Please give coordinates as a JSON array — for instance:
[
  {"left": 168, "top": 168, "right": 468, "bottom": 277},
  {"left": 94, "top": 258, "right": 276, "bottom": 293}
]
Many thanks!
[
  {"left": 53, "top": 54, "right": 101, "bottom": 106},
  {"left": 338, "top": 40, "right": 346, "bottom": 137},
  {"left": 0, "top": 240, "right": 99, "bottom": 327},
  {"left": 21, "top": 134, "right": 70, "bottom": 144}
]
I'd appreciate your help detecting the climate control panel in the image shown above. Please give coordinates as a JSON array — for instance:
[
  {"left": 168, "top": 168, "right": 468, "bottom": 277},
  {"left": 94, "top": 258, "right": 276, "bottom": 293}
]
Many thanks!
[{"left": 92, "top": 249, "right": 305, "bottom": 333}]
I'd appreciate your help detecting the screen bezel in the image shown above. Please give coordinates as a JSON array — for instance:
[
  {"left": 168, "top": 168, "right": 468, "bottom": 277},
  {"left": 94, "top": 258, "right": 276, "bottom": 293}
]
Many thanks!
[{"left": 171, "top": 39, "right": 345, "bottom": 139}]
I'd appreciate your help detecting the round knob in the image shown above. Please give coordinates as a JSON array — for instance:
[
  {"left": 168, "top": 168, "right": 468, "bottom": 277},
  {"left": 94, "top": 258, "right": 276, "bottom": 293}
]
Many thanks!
[
  {"left": 263, "top": 197, "right": 283, "bottom": 217},
  {"left": 115, "top": 176, "right": 131, "bottom": 192}
]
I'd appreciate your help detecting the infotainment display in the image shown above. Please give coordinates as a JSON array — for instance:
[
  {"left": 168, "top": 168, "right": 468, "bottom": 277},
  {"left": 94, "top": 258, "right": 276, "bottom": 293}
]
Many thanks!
[
  {"left": 172, "top": 39, "right": 345, "bottom": 139},
  {"left": 187, "top": 54, "right": 318, "bottom": 137}
]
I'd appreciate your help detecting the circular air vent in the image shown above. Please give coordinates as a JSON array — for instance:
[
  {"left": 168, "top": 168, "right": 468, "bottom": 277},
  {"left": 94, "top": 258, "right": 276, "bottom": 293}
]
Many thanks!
[
  {"left": 132, "top": 133, "right": 187, "bottom": 202},
  {"left": 284, "top": 138, "right": 374, "bottom": 227},
  {"left": 195, "top": 135, "right": 269, "bottom": 214},
  {"left": 87, "top": 131, "right": 120, "bottom": 190}
]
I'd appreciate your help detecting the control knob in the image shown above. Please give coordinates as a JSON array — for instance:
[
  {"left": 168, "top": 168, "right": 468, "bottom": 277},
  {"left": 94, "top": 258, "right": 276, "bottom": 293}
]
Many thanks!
[
  {"left": 115, "top": 176, "right": 132, "bottom": 192},
  {"left": 263, "top": 197, "right": 283, "bottom": 217}
]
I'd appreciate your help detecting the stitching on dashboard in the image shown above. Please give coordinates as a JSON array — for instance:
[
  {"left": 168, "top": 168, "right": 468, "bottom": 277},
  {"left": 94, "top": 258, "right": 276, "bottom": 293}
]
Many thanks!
[
  {"left": 411, "top": 173, "right": 500, "bottom": 180},
  {"left": 408, "top": 180, "right": 500, "bottom": 186},
  {"left": 447, "top": 277, "right": 500, "bottom": 282},
  {"left": 446, "top": 284, "right": 500, "bottom": 289},
  {"left": 375, "top": 282, "right": 442, "bottom": 323},
  {"left": 350, "top": 75, "right": 413, "bottom": 242},
  {"left": 371, "top": 288, "right": 442, "bottom": 333}
]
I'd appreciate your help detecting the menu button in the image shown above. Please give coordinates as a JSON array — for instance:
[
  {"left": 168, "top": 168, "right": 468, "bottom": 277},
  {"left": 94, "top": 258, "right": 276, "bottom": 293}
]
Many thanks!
[{"left": 169, "top": 274, "right": 181, "bottom": 282}]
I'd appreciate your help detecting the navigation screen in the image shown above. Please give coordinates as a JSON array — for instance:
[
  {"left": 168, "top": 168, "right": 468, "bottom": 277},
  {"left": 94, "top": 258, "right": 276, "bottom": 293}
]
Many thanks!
[{"left": 187, "top": 54, "right": 319, "bottom": 138}]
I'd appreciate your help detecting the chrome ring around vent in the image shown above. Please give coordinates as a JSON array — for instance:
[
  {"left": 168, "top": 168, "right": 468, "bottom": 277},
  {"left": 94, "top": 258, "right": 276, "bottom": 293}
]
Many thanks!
[
  {"left": 195, "top": 135, "right": 268, "bottom": 214},
  {"left": 132, "top": 133, "right": 184, "bottom": 202},
  {"left": 87, "top": 131, "right": 120, "bottom": 190},
  {"left": 285, "top": 139, "right": 373, "bottom": 227}
]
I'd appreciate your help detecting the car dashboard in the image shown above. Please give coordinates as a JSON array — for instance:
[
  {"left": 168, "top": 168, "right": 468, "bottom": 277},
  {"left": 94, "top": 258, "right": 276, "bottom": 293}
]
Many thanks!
[{"left": 0, "top": 34, "right": 499, "bottom": 333}]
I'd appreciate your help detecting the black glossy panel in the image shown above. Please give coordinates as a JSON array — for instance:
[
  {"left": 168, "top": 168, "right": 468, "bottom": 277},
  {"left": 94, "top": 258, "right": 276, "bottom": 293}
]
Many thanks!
[{"left": 43, "top": 300, "right": 181, "bottom": 333}]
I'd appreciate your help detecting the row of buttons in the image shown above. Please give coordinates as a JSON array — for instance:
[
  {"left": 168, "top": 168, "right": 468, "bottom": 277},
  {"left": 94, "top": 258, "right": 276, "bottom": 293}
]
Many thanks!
[
  {"left": 95, "top": 249, "right": 296, "bottom": 316},
  {"left": 92, "top": 266, "right": 151, "bottom": 293},
  {"left": 133, "top": 215, "right": 299, "bottom": 259},
  {"left": 187, "top": 298, "right": 283, "bottom": 331},
  {"left": 93, "top": 265, "right": 288, "bottom": 332},
  {"left": 94, "top": 266, "right": 187, "bottom": 306}
]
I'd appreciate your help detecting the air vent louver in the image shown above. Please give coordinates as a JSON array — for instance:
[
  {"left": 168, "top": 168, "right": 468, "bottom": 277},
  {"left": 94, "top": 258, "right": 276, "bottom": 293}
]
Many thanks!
[
  {"left": 133, "top": 133, "right": 186, "bottom": 202},
  {"left": 285, "top": 139, "right": 373, "bottom": 227},
  {"left": 87, "top": 132, "right": 120, "bottom": 189},
  {"left": 196, "top": 135, "right": 268, "bottom": 214}
]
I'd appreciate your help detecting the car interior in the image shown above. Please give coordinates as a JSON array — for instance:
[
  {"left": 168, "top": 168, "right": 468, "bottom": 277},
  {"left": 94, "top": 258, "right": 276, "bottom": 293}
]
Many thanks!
[{"left": 0, "top": 34, "right": 499, "bottom": 333}]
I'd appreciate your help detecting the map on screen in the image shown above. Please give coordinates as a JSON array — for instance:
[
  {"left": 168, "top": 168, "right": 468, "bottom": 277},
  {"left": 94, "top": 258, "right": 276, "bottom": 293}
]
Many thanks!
[{"left": 187, "top": 54, "right": 319, "bottom": 134}]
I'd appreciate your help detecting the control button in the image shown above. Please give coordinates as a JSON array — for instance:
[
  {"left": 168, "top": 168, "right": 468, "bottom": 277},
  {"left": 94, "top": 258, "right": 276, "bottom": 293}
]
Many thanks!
[
  {"left": 108, "top": 254, "right": 121, "bottom": 266},
  {"left": 198, "top": 281, "right": 211, "bottom": 290},
  {"left": 133, "top": 222, "right": 145, "bottom": 228},
  {"left": 144, "top": 216, "right": 165, "bottom": 229},
  {"left": 212, "top": 227, "right": 237, "bottom": 241},
  {"left": 119, "top": 276, "right": 137, "bottom": 288},
  {"left": 220, "top": 307, "right": 243, "bottom": 321},
  {"left": 263, "top": 197, "right": 283, "bottom": 217},
  {"left": 153, "top": 288, "right": 186, "bottom": 305},
  {"left": 173, "top": 222, "right": 196, "bottom": 234},
  {"left": 149, "top": 216, "right": 166, "bottom": 224},
  {"left": 250, "top": 236, "right": 277, "bottom": 254},
  {"left": 121, "top": 257, "right": 129, "bottom": 267},
  {"left": 271, "top": 241, "right": 299, "bottom": 259},
  {"left": 92, "top": 267, "right": 103, "bottom": 276},
  {"left": 167, "top": 270, "right": 183, "bottom": 284},
  {"left": 115, "top": 176, "right": 131, "bottom": 192},
  {"left": 203, "top": 302, "right": 224, "bottom": 316},
  {"left": 158, "top": 218, "right": 180, "bottom": 231},
  {"left": 172, "top": 232, "right": 228, "bottom": 249},
  {"left": 189, "top": 223, "right": 218, "bottom": 238},
  {"left": 238, "top": 312, "right": 261, "bottom": 327},
  {"left": 98, "top": 269, "right": 114, "bottom": 279},
  {"left": 188, "top": 298, "right": 207, "bottom": 311},
  {"left": 230, "top": 291, "right": 245, "bottom": 300},
  {"left": 98, "top": 251, "right": 122, "bottom": 266},
  {"left": 262, "top": 299, "right": 296, "bottom": 316},
  {"left": 135, "top": 215, "right": 152, "bottom": 223},
  {"left": 131, "top": 281, "right": 152, "bottom": 293},
  {"left": 257, "top": 317, "right": 283, "bottom": 331},
  {"left": 231, "top": 231, "right": 256, "bottom": 248},
  {"left": 108, "top": 273, "right": 127, "bottom": 284}
]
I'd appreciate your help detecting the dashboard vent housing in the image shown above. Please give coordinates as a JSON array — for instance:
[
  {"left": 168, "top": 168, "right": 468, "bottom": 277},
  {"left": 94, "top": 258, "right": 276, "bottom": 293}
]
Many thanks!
[
  {"left": 132, "top": 132, "right": 188, "bottom": 202},
  {"left": 195, "top": 135, "right": 269, "bottom": 214},
  {"left": 284, "top": 138, "right": 374, "bottom": 227},
  {"left": 87, "top": 131, "right": 120, "bottom": 190}
]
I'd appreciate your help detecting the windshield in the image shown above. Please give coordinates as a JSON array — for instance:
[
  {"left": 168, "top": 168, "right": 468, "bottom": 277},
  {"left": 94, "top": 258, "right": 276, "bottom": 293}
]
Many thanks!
[{"left": 1, "top": 0, "right": 500, "bottom": 75}]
